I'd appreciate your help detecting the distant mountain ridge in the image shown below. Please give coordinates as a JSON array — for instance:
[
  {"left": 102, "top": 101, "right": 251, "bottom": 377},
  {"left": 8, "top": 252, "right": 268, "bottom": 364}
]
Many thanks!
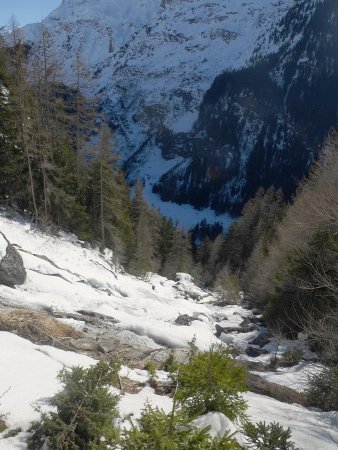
[{"left": 23, "top": 0, "right": 337, "bottom": 220}]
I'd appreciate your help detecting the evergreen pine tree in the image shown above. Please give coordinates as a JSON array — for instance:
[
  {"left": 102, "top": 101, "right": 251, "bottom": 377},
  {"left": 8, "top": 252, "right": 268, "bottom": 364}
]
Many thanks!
[
  {"left": 129, "top": 182, "right": 160, "bottom": 275},
  {"left": 88, "top": 125, "right": 134, "bottom": 260}
]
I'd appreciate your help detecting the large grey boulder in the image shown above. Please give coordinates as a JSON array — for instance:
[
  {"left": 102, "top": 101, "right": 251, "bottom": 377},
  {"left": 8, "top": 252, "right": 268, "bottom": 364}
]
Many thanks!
[{"left": 0, "top": 234, "right": 26, "bottom": 287}]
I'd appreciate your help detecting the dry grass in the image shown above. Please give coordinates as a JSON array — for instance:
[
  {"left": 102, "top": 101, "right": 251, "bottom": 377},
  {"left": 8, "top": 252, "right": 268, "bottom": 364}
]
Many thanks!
[{"left": 0, "top": 309, "right": 81, "bottom": 345}]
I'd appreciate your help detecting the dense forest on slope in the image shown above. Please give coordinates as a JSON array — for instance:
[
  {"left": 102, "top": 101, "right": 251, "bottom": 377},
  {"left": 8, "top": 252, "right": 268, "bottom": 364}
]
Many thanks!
[
  {"left": 0, "top": 25, "right": 194, "bottom": 278},
  {"left": 201, "top": 135, "right": 338, "bottom": 362}
]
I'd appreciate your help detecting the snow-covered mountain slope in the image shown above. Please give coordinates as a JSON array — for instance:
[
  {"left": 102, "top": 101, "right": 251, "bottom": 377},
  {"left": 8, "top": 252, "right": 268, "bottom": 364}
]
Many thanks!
[
  {"left": 155, "top": 0, "right": 338, "bottom": 213},
  {"left": 0, "top": 212, "right": 337, "bottom": 449},
  {"left": 24, "top": 0, "right": 295, "bottom": 136},
  {"left": 22, "top": 0, "right": 337, "bottom": 222}
]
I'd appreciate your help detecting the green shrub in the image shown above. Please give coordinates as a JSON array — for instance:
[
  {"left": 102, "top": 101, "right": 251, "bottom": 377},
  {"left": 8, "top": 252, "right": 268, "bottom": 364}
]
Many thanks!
[
  {"left": 0, "top": 389, "right": 9, "bottom": 433},
  {"left": 144, "top": 362, "right": 157, "bottom": 376},
  {"left": 162, "top": 354, "right": 180, "bottom": 374},
  {"left": 243, "top": 421, "right": 298, "bottom": 449},
  {"left": 28, "top": 360, "right": 121, "bottom": 450},
  {"left": 264, "top": 226, "right": 338, "bottom": 340},
  {"left": 305, "top": 366, "right": 338, "bottom": 411},
  {"left": 279, "top": 349, "right": 303, "bottom": 368},
  {"left": 188, "top": 335, "right": 199, "bottom": 363},
  {"left": 0, "top": 418, "right": 7, "bottom": 434},
  {"left": 145, "top": 361, "right": 159, "bottom": 389},
  {"left": 4, "top": 427, "right": 22, "bottom": 438},
  {"left": 176, "top": 345, "right": 248, "bottom": 420},
  {"left": 120, "top": 403, "right": 241, "bottom": 450}
]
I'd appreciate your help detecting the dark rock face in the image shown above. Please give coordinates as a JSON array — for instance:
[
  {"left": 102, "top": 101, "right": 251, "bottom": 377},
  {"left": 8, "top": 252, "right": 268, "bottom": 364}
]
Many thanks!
[
  {"left": 249, "top": 333, "right": 272, "bottom": 348},
  {"left": 215, "top": 323, "right": 242, "bottom": 337},
  {"left": 153, "top": 0, "right": 338, "bottom": 214},
  {"left": 246, "top": 346, "right": 270, "bottom": 358},
  {"left": 0, "top": 244, "right": 26, "bottom": 287},
  {"left": 239, "top": 317, "right": 257, "bottom": 333}
]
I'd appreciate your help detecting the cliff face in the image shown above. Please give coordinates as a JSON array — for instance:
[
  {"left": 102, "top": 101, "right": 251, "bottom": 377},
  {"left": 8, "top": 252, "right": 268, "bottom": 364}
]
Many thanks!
[
  {"left": 154, "top": 0, "right": 338, "bottom": 213},
  {"left": 23, "top": 0, "right": 337, "bottom": 220}
]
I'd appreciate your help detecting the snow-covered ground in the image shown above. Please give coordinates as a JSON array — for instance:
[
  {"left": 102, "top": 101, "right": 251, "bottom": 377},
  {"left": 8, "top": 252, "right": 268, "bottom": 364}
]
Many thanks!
[
  {"left": 1, "top": 332, "right": 337, "bottom": 450},
  {"left": 0, "top": 211, "right": 337, "bottom": 449},
  {"left": 0, "top": 211, "right": 224, "bottom": 350}
]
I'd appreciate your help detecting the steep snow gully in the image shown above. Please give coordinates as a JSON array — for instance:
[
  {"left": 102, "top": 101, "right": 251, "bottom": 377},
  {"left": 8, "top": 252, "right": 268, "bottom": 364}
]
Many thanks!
[{"left": 0, "top": 211, "right": 337, "bottom": 449}]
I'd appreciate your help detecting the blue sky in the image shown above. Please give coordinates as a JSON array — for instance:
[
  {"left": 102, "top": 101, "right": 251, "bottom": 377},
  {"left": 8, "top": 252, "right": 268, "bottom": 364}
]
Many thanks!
[{"left": 0, "top": 0, "right": 61, "bottom": 27}]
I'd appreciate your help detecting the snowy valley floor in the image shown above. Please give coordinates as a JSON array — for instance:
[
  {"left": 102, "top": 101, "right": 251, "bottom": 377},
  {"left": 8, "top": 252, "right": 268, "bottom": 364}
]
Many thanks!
[{"left": 0, "top": 210, "right": 337, "bottom": 449}]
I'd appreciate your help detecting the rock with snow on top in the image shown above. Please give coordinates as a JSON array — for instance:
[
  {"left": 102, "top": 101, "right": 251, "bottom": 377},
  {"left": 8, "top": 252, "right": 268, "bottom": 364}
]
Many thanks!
[{"left": 175, "top": 273, "right": 193, "bottom": 283}]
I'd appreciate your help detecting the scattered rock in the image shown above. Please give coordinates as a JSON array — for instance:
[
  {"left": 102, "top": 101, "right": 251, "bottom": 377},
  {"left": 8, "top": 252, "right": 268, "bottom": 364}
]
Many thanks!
[
  {"left": 0, "top": 241, "right": 26, "bottom": 287},
  {"left": 239, "top": 317, "right": 258, "bottom": 332},
  {"left": 152, "top": 380, "right": 175, "bottom": 397},
  {"left": 249, "top": 333, "right": 272, "bottom": 348},
  {"left": 215, "top": 323, "right": 243, "bottom": 337},
  {"left": 151, "top": 348, "right": 190, "bottom": 366},
  {"left": 175, "top": 273, "right": 193, "bottom": 283},
  {"left": 175, "top": 314, "right": 201, "bottom": 326},
  {"left": 76, "top": 310, "right": 120, "bottom": 324},
  {"left": 97, "top": 341, "right": 117, "bottom": 354},
  {"left": 249, "top": 315, "right": 263, "bottom": 324},
  {"left": 68, "top": 338, "right": 100, "bottom": 352},
  {"left": 245, "top": 346, "right": 270, "bottom": 357},
  {"left": 120, "top": 377, "right": 143, "bottom": 395}
]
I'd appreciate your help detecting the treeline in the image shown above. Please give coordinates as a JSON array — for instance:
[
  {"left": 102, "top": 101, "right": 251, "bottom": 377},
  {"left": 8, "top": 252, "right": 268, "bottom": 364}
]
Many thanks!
[
  {"left": 0, "top": 23, "right": 194, "bottom": 278},
  {"left": 197, "top": 186, "right": 285, "bottom": 287},
  {"left": 200, "top": 135, "right": 338, "bottom": 361}
]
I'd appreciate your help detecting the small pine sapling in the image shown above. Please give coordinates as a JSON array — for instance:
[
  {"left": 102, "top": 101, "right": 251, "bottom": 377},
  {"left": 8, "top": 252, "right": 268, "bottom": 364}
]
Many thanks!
[
  {"left": 176, "top": 344, "right": 248, "bottom": 421},
  {"left": 243, "top": 421, "right": 298, "bottom": 450},
  {"left": 305, "top": 366, "right": 338, "bottom": 411},
  {"left": 188, "top": 335, "right": 199, "bottom": 363},
  {"left": 162, "top": 353, "right": 180, "bottom": 375},
  {"left": 145, "top": 361, "right": 158, "bottom": 388},
  {"left": 28, "top": 360, "right": 121, "bottom": 450},
  {"left": 0, "top": 388, "right": 10, "bottom": 433},
  {"left": 120, "top": 402, "right": 242, "bottom": 449}
]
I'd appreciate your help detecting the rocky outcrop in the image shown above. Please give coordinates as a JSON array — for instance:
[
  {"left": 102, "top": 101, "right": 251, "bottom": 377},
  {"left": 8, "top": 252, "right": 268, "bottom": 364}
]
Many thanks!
[
  {"left": 245, "top": 346, "right": 270, "bottom": 358},
  {"left": 249, "top": 332, "right": 272, "bottom": 348},
  {"left": 153, "top": 0, "right": 338, "bottom": 214},
  {"left": 0, "top": 234, "right": 26, "bottom": 287}
]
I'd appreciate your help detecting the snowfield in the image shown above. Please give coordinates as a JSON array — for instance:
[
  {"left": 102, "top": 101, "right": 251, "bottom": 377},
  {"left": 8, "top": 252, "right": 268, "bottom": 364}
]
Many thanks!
[
  {"left": 0, "top": 211, "right": 337, "bottom": 449},
  {"left": 1, "top": 332, "right": 337, "bottom": 450}
]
